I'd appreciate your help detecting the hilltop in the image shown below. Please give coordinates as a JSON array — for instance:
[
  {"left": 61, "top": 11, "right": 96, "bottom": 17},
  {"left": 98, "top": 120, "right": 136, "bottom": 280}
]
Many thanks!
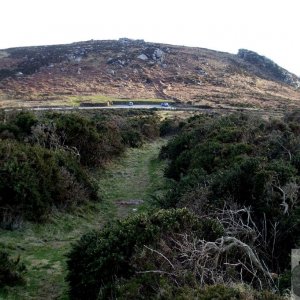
[{"left": 0, "top": 38, "right": 299, "bottom": 109}]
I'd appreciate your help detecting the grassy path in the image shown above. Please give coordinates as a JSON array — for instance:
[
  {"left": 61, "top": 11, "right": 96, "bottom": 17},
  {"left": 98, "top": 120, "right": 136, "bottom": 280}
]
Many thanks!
[
  {"left": 98, "top": 139, "right": 168, "bottom": 218},
  {"left": 0, "top": 139, "right": 167, "bottom": 299}
]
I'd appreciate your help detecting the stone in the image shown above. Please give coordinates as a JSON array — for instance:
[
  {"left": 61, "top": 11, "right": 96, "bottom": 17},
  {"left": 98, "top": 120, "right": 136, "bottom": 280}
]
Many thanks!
[
  {"left": 137, "top": 54, "right": 148, "bottom": 61},
  {"left": 153, "top": 48, "right": 164, "bottom": 59},
  {"left": 143, "top": 47, "right": 165, "bottom": 63}
]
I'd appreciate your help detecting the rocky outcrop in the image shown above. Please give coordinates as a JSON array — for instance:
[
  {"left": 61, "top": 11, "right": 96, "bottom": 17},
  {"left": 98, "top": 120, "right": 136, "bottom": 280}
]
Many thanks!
[
  {"left": 237, "top": 49, "right": 300, "bottom": 88},
  {"left": 136, "top": 47, "right": 166, "bottom": 65},
  {"left": 142, "top": 47, "right": 165, "bottom": 63}
]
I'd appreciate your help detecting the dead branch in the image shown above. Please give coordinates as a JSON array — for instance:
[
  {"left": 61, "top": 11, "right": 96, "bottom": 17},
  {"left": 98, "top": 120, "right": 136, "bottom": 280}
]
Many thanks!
[{"left": 143, "top": 245, "right": 175, "bottom": 270}]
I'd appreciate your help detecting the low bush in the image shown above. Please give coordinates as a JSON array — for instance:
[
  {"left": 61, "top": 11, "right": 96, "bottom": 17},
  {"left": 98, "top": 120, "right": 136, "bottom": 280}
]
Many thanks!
[
  {"left": 0, "top": 139, "right": 97, "bottom": 226},
  {"left": 12, "top": 111, "right": 38, "bottom": 136},
  {"left": 45, "top": 113, "right": 112, "bottom": 167},
  {"left": 159, "top": 118, "right": 182, "bottom": 136},
  {"left": 66, "top": 208, "right": 223, "bottom": 299},
  {"left": 1, "top": 110, "right": 161, "bottom": 168}
]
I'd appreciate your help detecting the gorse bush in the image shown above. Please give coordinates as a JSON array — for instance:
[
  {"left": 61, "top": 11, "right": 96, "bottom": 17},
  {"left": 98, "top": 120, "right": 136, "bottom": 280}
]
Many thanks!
[
  {"left": 0, "top": 139, "right": 97, "bottom": 226},
  {"left": 160, "top": 113, "right": 300, "bottom": 274},
  {"left": 66, "top": 205, "right": 282, "bottom": 299},
  {"left": 1, "top": 110, "right": 161, "bottom": 168},
  {"left": 46, "top": 113, "right": 124, "bottom": 167},
  {"left": 12, "top": 111, "right": 38, "bottom": 136},
  {"left": 159, "top": 117, "right": 183, "bottom": 137},
  {"left": 66, "top": 208, "right": 223, "bottom": 299},
  {"left": 0, "top": 111, "right": 37, "bottom": 140}
]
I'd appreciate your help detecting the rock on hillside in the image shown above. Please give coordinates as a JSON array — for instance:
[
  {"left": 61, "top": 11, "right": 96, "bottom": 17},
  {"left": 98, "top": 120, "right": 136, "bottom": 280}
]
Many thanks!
[
  {"left": 0, "top": 38, "right": 299, "bottom": 109},
  {"left": 237, "top": 49, "right": 300, "bottom": 88}
]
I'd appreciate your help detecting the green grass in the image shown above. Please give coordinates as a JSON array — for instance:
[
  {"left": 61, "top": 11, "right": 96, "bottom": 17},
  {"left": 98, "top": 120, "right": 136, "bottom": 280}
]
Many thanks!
[
  {"left": 113, "top": 98, "right": 175, "bottom": 103},
  {"left": 0, "top": 139, "right": 168, "bottom": 299},
  {"left": 98, "top": 139, "right": 169, "bottom": 218},
  {"left": 0, "top": 94, "right": 175, "bottom": 109},
  {"left": 66, "top": 94, "right": 113, "bottom": 106},
  {"left": 64, "top": 95, "right": 174, "bottom": 106},
  {"left": 0, "top": 204, "right": 110, "bottom": 299}
]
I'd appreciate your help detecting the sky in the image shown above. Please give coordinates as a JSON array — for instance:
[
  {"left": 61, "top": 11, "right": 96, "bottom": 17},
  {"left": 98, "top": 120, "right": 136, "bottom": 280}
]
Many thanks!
[{"left": 1, "top": 0, "right": 300, "bottom": 76}]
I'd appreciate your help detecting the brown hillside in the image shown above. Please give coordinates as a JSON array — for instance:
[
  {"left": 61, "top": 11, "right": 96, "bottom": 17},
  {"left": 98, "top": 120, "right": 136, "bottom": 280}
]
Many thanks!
[{"left": 0, "top": 38, "right": 299, "bottom": 109}]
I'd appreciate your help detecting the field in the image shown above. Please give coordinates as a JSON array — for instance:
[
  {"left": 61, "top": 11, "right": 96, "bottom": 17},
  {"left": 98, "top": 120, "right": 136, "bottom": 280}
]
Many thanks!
[{"left": 0, "top": 95, "right": 174, "bottom": 109}]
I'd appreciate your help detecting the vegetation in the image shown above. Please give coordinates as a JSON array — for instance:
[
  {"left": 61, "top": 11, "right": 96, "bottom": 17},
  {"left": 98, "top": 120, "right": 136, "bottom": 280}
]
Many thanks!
[
  {"left": 115, "top": 281, "right": 282, "bottom": 300},
  {"left": 0, "top": 109, "right": 166, "bottom": 296},
  {"left": 2, "top": 109, "right": 298, "bottom": 299},
  {"left": 65, "top": 111, "right": 297, "bottom": 299},
  {"left": 0, "top": 110, "right": 161, "bottom": 227},
  {"left": 0, "top": 140, "right": 166, "bottom": 298},
  {"left": 66, "top": 208, "right": 223, "bottom": 299},
  {"left": 0, "top": 249, "right": 26, "bottom": 288},
  {"left": 0, "top": 139, "right": 97, "bottom": 226},
  {"left": 159, "top": 113, "right": 300, "bottom": 284}
]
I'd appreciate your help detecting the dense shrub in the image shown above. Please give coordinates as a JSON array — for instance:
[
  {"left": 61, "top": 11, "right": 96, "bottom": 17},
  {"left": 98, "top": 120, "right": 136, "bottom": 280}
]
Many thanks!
[
  {"left": 120, "top": 115, "right": 160, "bottom": 148},
  {"left": 0, "top": 250, "right": 26, "bottom": 287},
  {"left": 160, "top": 113, "right": 300, "bottom": 274},
  {"left": 159, "top": 118, "right": 182, "bottom": 136},
  {"left": 44, "top": 113, "right": 110, "bottom": 167},
  {"left": 0, "top": 111, "right": 38, "bottom": 140},
  {"left": 1, "top": 110, "right": 161, "bottom": 168},
  {"left": 43, "top": 112, "right": 160, "bottom": 166},
  {"left": 121, "top": 128, "right": 143, "bottom": 147},
  {"left": 0, "top": 139, "right": 97, "bottom": 226},
  {"left": 12, "top": 111, "right": 38, "bottom": 136},
  {"left": 66, "top": 208, "right": 223, "bottom": 299}
]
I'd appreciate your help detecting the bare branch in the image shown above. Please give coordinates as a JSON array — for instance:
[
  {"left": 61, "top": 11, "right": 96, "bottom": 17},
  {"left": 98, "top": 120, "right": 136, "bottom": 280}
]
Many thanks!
[{"left": 143, "top": 245, "right": 175, "bottom": 270}]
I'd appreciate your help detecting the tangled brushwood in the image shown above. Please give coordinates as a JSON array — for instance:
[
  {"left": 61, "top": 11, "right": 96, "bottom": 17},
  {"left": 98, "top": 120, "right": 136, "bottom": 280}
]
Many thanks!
[
  {"left": 132, "top": 206, "right": 277, "bottom": 292},
  {"left": 67, "top": 208, "right": 285, "bottom": 299}
]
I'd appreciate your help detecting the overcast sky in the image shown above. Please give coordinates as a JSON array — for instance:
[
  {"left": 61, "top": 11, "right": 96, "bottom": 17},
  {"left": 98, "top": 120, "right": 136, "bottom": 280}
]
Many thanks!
[{"left": 1, "top": 0, "right": 299, "bottom": 75}]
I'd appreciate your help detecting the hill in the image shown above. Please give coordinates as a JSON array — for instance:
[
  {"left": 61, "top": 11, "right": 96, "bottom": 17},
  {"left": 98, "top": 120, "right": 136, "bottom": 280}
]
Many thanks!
[{"left": 0, "top": 38, "right": 299, "bottom": 109}]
